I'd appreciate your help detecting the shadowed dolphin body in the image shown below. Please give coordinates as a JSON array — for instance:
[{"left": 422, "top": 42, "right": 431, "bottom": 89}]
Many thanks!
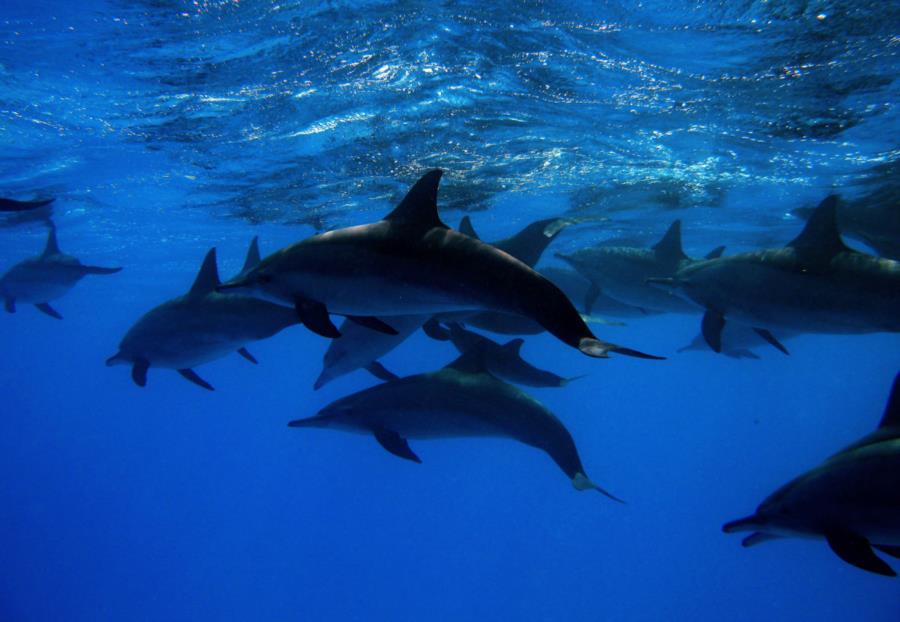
[
  {"left": 658, "top": 196, "right": 900, "bottom": 352},
  {"left": 106, "top": 239, "right": 298, "bottom": 390},
  {"left": 446, "top": 323, "right": 581, "bottom": 388},
  {"left": 556, "top": 220, "right": 725, "bottom": 314},
  {"left": 290, "top": 350, "right": 621, "bottom": 499},
  {"left": 724, "top": 373, "right": 900, "bottom": 577},
  {"left": 0, "top": 221, "right": 121, "bottom": 319},
  {"left": 220, "top": 170, "right": 661, "bottom": 360}
]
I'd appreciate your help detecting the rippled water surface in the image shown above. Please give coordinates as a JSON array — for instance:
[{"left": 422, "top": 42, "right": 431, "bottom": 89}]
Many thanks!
[{"left": 1, "top": 1, "right": 899, "bottom": 620}]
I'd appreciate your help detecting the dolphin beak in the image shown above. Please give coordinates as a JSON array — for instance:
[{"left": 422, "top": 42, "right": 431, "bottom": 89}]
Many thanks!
[
  {"left": 722, "top": 514, "right": 762, "bottom": 534},
  {"left": 105, "top": 353, "right": 124, "bottom": 366}
]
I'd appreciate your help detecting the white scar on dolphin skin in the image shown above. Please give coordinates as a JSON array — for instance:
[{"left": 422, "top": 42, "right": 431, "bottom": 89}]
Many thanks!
[
  {"left": 291, "top": 349, "right": 621, "bottom": 501},
  {"left": 106, "top": 238, "right": 299, "bottom": 391},
  {"left": 0, "top": 220, "right": 121, "bottom": 319},
  {"left": 218, "top": 169, "right": 663, "bottom": 360},
  {"left": 556, "top": 220, "right": 725, "bottom": 315},
  {"left": 657, "top": 195, "right": 900, "bottom": 353},
  {"left": 723, "top": 372, "right": 900, "bottom": 577}
]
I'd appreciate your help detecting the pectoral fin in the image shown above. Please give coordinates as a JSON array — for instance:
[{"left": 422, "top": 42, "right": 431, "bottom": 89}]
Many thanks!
[
  {"left": 365, "top": 361, "right": 399, "bottom": 382},
  {"left": 237, "top": 347, "right": 258, "bottom": 364},
  {"left": 373, "top": 428, "right": 421, "bottom": 463},
  {"left": 295, "top": 299, "right": 341, "bottom": 338},
  {"left": 701, "top": 309, "right": 725, "bottom": 353},
  {"left": 35, "top": 302, "right": 62, "bottom": 319},
  {"left": 753, "top": 328, "right": 789, "bottom": 355},
  {"left": 825, "top": 531, "right": 896, "bottom": 577},
  {"left": 131, "top": 359, "right": 149, "bottom": 387},
  {"left": 177, "top": 368, "right": 215, "bottom": 391},
  {"left": 346, "top": 315, "right": 398, "bottom": 335}
]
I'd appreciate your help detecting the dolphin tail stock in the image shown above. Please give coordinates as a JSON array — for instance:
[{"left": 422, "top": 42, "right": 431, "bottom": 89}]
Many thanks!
[
  {"left": 572, "top": 472, "right": 624, "bottom": 503},
  {"left": 80, "top": 265, "right": 123, "bottom": 275}
]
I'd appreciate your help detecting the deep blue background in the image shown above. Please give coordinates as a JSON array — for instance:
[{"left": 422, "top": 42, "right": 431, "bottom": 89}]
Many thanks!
[{"left": 1, "top": 1, "right": 899, "bottom": 620}]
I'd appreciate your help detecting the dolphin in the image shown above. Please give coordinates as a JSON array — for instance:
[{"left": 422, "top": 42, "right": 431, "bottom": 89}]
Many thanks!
[
  {"left": 0, "top": 221, "right": 121, "bottom": 318},
  {"left": 289, "top": 349, "right": 621, "bottom": 500},
  {"left": 106, "top": 239, "right": 299, "bottom": 390},
  {"left": 446, "top": 323, "right": 581, "bottom": 388},
  {"left": 539, "top": 265, "right": 659, "bottom": 319},
  {"left": 0, "top": 197, "right": 54, "bottom": 212},
  {"left": 556, "top": 220, "right": 725, "bottom": 314},
  {"left": 219, "top": 169, "right": 661, "bottom": 360},
  {"left": 723, "top": 372, "right": 900, "bottom": 577},
  {"left": 313, "top": 214, "right": 576, "bottom": 389},
  {"left": 659, "top": 196, "right": 900, "bottom": 352},
  {"left": 676, "top": 324, "right": 796, "bottom": 359}
]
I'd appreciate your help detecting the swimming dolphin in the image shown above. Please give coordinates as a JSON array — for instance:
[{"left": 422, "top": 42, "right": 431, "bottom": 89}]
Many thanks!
[
  {"left": 676, "top": 324, "right": 796, "bottom": 359},
  {"left": 539, "top": 265, "right": 659, "bottom": 319},
  {"left": 659, "top": 196, "right": 900, "bottom": 352},
  {"left": 556, "top": 220, "right": 725, "bottom": 314},
  {"left": 723, "top": 372, "right": 900, "bottom": 577},
  {"left": 793, "top": 191, "right": 900, "bottom": 260},
  {"left": 446, "top": 323, "right": 581, "bottom": 388},
  {"left": 0, "top": 221, "right": 121, "bottom": 318},
  {"left": 219, "top": 170, "right": 661, "bottom": 360},
  {"left": 106, "top": 239, "right": 298, "bottom": 390},
  {"left": 289, "top": 349, "right": 621, "bottom": 499},
  {"left": 313, "top": 214, "right": 575, "bottom": 389},
  {"left": 0, "top": 197, "right": 54, "bottom": 212}
]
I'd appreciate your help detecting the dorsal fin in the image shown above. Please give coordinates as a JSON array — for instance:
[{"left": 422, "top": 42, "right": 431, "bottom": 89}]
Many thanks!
[
  {"left": 241, "top": 236, "right": 261, "bottom": 274},
  {"left": 42, "top": 221, "right": 60, "bottom": 257},
  {"left": 188, "top": 248, "right": 221, "bottom": 296},
  {"left": 496, "top": 218, "right": 568, "bottom": 267},
  {"left": 705, "top": 245, "right": 726, "bottom": 260},
  {"left": 444, "top": 343, "right": 491, "bottom": 375},
  {"left": 878, "top": 372, "right": 900, "bottom": 429},
  {"left": 458, "top": 216, "right": 479, "bottom": 239},
  {"left": 652, "top": 220, "right": 688, "bottom": 263},
  {"left": 384, "top": 169, "right": 448, "bottom": 230},
  {"left": 502, "top": 338, "right": 524, "bottom": 356},
  {"left": 787, "top": 195, "right": 850, "bottom": 263}
]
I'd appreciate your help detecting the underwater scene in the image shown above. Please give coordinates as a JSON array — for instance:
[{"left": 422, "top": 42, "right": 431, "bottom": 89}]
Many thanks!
[{"left": 1, "top": 0, "right": 899, "bottom": 620}]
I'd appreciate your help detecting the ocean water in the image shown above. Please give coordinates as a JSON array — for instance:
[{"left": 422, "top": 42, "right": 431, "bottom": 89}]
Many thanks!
[{"left": 1, "top": 0, "right": 899, "bottom": 620}]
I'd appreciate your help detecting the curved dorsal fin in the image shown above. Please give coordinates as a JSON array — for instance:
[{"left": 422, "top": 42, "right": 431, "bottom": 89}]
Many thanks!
[
  {"left": 496, "top": 218, "right": 568, "bottom": 267},
  {"left": 241, "top": 236, "right": 261, "bottom": 274},
  {"left": 444, "top": 343, "right": 491, "bottom": 375},
  {"left": 787, "top": 195, "right": 850, "bottom": 263},
  {"left": 458, "top": 215, "right": 479, "bottom": 239},
  {"left": 384, "top": 169, "right": 448, "bottom": 230},
  {"left": 42, "top": 221, "right": 60, "bottom": 257},
  {"left": 652, "top": 220, "right": 688, "bottom": 263},
  {"left": 705, "top": 245, "right": 726, "bottom": 260},
  {"left": 878, "top": 372, "right": 900, "bottom": 429},
  {"left": 188, "top": 248, "right": 221, "bottom": 296}
]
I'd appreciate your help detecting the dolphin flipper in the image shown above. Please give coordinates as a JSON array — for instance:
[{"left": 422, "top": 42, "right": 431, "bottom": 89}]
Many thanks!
[
  {"left": 80, "top": 265, "right": 123, "bottom": 275},
  {"left": 346, "top": 315, "right": 398, "bottom": 335},
  {"left": 35, "top": 302, "right": 62, "bottom": 319},
  {"left": 373, "top": 428, "right": 422, "bottom": 463},
  {"left": 701, "top": 309, "right": 725, "bottom": 353},
  {"left": 295, "top": 299, "right": 341, "bottom": 338},
  {"left": 131, "top": 359, "right": 149, "bottom": 387},
  {"left": 4, "top": 297, "right": 15, "bottom": 313},
  {"left": 365, "top": 361, "right": 399, "bottom": 382},
  {"left": 237, "top": 347, "right": 258, "bottom": 364},
  {"left": 177, "top": 368, "right": 215, "bottom": 391},
  {"left": 753, "top": 328, "right": 790, "bottom": 355},
  {"left": 825, "top": 531, "right": 896, "bottom": 577}
]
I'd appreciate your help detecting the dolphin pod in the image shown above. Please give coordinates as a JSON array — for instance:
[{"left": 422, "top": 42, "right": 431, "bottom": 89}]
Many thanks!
[
  {"left": 219, "top": 169, "right": 662, "bottom": 360},
  {"left": 724, "top": 372, "right": 900, "bottom": 576}
]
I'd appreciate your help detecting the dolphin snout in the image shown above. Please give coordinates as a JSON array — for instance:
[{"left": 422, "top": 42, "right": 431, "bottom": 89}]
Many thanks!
[
  {"left": 722, "top": 514, "right": 762, "bottom": 534},
  {"left": 105, "top": 352, "right": 126, "bottom": 367}
]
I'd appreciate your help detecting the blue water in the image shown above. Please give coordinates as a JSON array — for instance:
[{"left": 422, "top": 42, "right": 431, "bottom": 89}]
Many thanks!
[{"left": 1, "top": 1, "right": 899, "bottom": 620}]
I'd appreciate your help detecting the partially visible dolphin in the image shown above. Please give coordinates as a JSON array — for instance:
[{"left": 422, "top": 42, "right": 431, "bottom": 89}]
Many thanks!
[
  {"left": 723, "top": 372, "right": 900, "bottom": 577},
  {"left": 289, "top": 349, "right": 621, "bottom": 500},
  {"left": 106, "top": 239, "right": 298, "bottom": 390},
  {"left": 539, "top": 265, "right": 659, "bottom": 319},
  {"left": 556, "top": 220, "right": 724, "bottom": 314},
  {"left": 676, "top": 324, "right": 796, "bottom": 359},
  {"left": 313, "top": 214, "right": 575, "bottom": 389},
  {"left": 446, "top": 323, "right": 581, "bottom": 388},
  {"left": 793, "top": 191, "right": 900, "bottom": 260},
  {"left": 220, "top": 170, "right": 661, "bottom": 360},
  {"left": 659, "top": 196, "right": 900, "bottom": 352},
  {"left": 0, "top": 221, "right": 121, "bottom": 318},
  {"left": 0, "top": 197, "right": 54, "bottom": 212}
]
